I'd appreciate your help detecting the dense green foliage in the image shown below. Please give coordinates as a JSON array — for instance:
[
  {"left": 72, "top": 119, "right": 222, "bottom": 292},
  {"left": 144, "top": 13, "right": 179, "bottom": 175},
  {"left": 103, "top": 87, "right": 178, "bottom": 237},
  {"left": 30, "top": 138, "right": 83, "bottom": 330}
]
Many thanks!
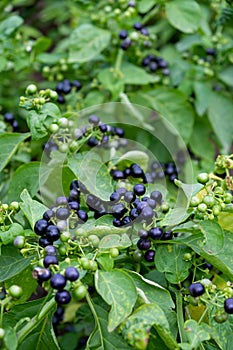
[{"left": 0, "top": 0, "right": 233, "bottom": 349}]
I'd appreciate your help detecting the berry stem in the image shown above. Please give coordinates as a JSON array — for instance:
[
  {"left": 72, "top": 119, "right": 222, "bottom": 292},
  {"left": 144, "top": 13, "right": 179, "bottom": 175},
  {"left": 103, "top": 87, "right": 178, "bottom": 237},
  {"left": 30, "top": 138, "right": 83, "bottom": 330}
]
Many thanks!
[
  {"left": 17, "top": 296, "right": 56, "bottom": 345},
  {"left": 115, "top": 49, "right": 124, "bottom": 71},
  {"left": 176, "top": 290, "right": 187, "bottom": 343}
]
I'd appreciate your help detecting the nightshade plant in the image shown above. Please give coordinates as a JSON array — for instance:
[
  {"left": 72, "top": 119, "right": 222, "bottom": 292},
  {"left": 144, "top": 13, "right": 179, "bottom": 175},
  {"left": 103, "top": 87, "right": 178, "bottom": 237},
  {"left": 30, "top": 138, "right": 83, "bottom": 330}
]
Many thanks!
[{"left": 0, "top": 1, "right": 233, "bottom": 350}]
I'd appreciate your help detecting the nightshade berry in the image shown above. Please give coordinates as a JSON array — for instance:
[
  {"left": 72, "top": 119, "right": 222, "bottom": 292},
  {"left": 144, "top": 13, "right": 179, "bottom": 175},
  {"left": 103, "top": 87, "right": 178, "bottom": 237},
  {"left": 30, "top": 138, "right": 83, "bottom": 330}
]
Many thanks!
[
  {"left": 188, "top": 282, "right": 205, "bottom": 297},
  {"left": 77, "top": 210, "right": 88, "bottom": 223},
  {"left": 112, "top": 170, "right": 125, "bottom": 180},
  {"left": 129, "top": 208, "right": 139, "bottom": 220},
  {"left": 121, "top": 215, "right": 131, "bottom": 226},
  {"left": 144, "top": 249, "right": 155, "bottom": 262},
  {"left": 138, "top": 229, "right": 148, "bottom": 239},
  {"left": 130, "top": 163, "right": 144, "bottom": 178},
  {"left": 120, "top": 38, "right": 131, "bottom": 50},
  {"left": 45, "top": 245, "right": 57, "bottom": 256},
  {"left": 113, "top": 218, "right": 121, "bottom": 227},
  {"left": 37, "top": 268, "right": 52, "bottom": 282},
  {"left": 72, "top": 80, "right": 82, "bottom": 91},
  {"left": 140, "top": 28, "right": 149, "bottom": 36},
  {"left": 99, "top": 123, "right": 107, "bottom": 132},
  {"left": 162, "top": 230, "right": 173, "bottom": 240},
  {"left": 140, "top": 206, "right": 154, "bottom": 222},
  {"left": 50, "top": 274, "right": 67, "bottom": 290},
  {"left": 149, "top": 227, "right": 163, "bottom": 240},
  {"left": 68, "top": 201, "right": 80, "bottom": 210},
  {"left": 65, "top": 266, "right": 79, "bottom": 281},
  {"left": 224, "top": 298, "right": 233, "bottom": 314},
  {"left": 124, "top": 191, "right": 136, "bottom": 203},
  {"left": 119, "top": 30, "right": 128, "bottom": 39},
  {"left": 133, "top": 184, "right": 146, "bottom": 196},
  {"left": 56, "top": 207, "right": 70, "bottom": 220},
  {"left": 43, "top": 209, "right": 54, "bottom": 221},
  {"left": 87, "top": 136, "right": 98, "bottom": 147},
  {"left": 56, "top": 196, "right": 68, "bottom": 206},
  {"left": 110, "top": 191, "right": 121, "bottom": 202},
  {"left": 150, "top": 190, "right": 162, "bottom": 204},
  {"left": 89, "top": 114, "right": 99, "bottom": 125},
  {"left": 39, "top": 236, "right": 51, "bottom": 247},
  {"left": 133, "top": 22, "right": 143, "bottom": 30},
  {"left": 4, "top": 112, "right": 14, "bottom": 124},
  {"left": 34, "top": 219, "right": 48, "bottom": 236},
  {"left": 46, "top": 225, "right": 60, "bottom": 242},
  {"left": 55, "top": 290, "right": 71, "bottom": 305},
  {"left": 43, "top": 255, "right": 58, "bottom": 268},
  {"left": 137, "top": 238, "right": 151, "bottom": 250}
]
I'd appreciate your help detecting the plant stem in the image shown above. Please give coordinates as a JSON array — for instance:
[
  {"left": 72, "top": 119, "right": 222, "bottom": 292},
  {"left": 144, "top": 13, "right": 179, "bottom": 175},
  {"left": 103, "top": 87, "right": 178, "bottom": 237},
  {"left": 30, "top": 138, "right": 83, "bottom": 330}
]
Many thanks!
[
  {"left": 176, "top": 291, "right": 187, "bottom": 343},
  {"left": 115, "top": 49, "right": 123, "bottom": 71},
  {"left": 17, "top": 297, "right": 56, "bottom": 345}
]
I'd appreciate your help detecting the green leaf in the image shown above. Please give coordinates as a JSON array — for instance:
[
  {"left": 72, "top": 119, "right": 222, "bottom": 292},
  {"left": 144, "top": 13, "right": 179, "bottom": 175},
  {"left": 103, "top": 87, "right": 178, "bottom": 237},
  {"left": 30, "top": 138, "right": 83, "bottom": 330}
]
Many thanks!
[
  {"left": 86, "top": 298, "right": 131, "bottom": 349},
  {"left": 0, "top": 246, "right": 32, "bottom": 283},
  {"left": 218, "top": 66, "right": 233, "bottom": 87},
  {"left": 122, "top": 304, "right": 179, "bottom": 350},
  {"left": 8, "top": 162, "right": 40, "bottom": 202},
  {"left": 121, "top": 63, "right": 158, "bottom": 85},
  {"left": 0, "top": 56, "right": 7, "bottom": 71},
  {"left": 68, "top": 154, "right": 114, "bottom": 201},
  {"left": 155, "top": 244, "right": 192, "bottom": 284},
  {"left": 143, "top": 88, "right": 195, "bottom": 143},
  {"left": 68, "top": 24, "right": 111, "bottom": 63},
  {"left": 98, "top": 68, "right": 124, "bottom": 100},
  {"left": 0, "top": 133, "right": 30, "bottom": 172},
  {"left": 165, "top": 0, "right": 201, "bottom": 33},
  {"left": 161, "top": 208, "right": 191, "bottom": 227},
  {"left": 209, "top": 306, "right": 233, "bottom": 350},
  {"left": 33, "top": 36, "right": 52, "bottom": 56},
  {"left": 95, "top": 269, "right": 137, "bottom": 331},
  {"left": 193, "top": 81, "right": 212, "bottom": 116},
  {"left": 0, "top": 223, "right": 24, "bottom": 245},
  {"left": 3, "top": 298, "right": 60, "bottom": 350},
  {"left": 184, "top": 320, "right": 211, "bottom": 348},
  {"left": 138, "top": 0, "right": 156, "bottom": 13},
  {"left": 4, "top": 327, "right": 18, "bottom": 350},
  {"left": 112, "top": 150, "right": 149, "bottom": 172},
  {"left": 96, "top": 254, "right": 114, "bottom": 271},
  {"left": 208, "top": 92, "right": 233, "bottom": 153},
  {"left": 27, "top": 103, "right": 61, "bottom": 140},
  {"left": 126, "top": 271, "right": 175, "bottom": 311},
  {"left": 20, "top": 189, "right": 48, "bottom": 229},
  {"left": 0, "top": 15, "right": 23, "bottom": 37},
  {"left": 189, "top": 118, "right": 215, "bottom": 161},
  {"left": 99, "top": 233, "right": 132, "bottom": 249}
]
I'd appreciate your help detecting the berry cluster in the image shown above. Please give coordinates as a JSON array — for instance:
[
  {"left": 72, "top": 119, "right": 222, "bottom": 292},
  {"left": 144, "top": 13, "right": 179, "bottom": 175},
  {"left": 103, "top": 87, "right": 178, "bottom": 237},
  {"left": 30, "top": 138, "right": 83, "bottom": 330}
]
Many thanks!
[
  {"left": 43, "top": 114, "right": 126, "bottom": 157},
  {"left": 2, "top": 112, "right": 19, "bottom": 132},
  {"left": 55, "top": 79, "right": 82, "bottom": 104},
  {"left": 190, "top": 172, "right": 233, "bottom": 220},
  {"left": 119, "top": 22, "right": 150, "bottom": 51},
  {"left": 136, "top": 224, "right": 173, "bottom": 263},
  {"left": 142, "top": 54, "right": 170, "bottom": 76},
  {"left": 19, "top": 84, "right": 58, "bottom": 111}
]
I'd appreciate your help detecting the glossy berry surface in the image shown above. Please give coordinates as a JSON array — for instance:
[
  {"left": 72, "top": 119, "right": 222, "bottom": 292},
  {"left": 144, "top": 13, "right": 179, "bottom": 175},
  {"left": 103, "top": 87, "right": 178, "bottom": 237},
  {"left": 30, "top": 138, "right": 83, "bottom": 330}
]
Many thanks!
[
  {"left": 65, "top": 266, "right": 79, "bottom": 281},
  {"left": 37, "top": 268, "right": 52, "bottom": 282},
  {"left": 149, "top": 227, "right": 163, "bottom": 240},
  {"left": 144, "top": 249, "right": 155, "bottom": 262},
  {"left": 56, "top": 207, "right": 70, "bottom": 220},
  {"left": 34, "top": 219, "right": 48, "bottom": 236},
  {"left": 188, "top": 283, "right": 205, "bottom": 297},
  {"left": 50, "top": 274, "right": 67, "bottom": 290},
  {"left": 224, "top": 298, "right": 233, "bottom": 314},
  {"left": 43, "top": 255, "right": 58, "bottom": 268},
  {"left": 46, "top": 225, "right": 60, "bottom": 242},
  {"left": 133, "top": 184, "right": 146, "bottom": 196},
  {"left": 137, "top": 238, "right": 151, "bottom": 250},
  {"left": 55, "top": 290, "right": 71, "bottom": 305}
]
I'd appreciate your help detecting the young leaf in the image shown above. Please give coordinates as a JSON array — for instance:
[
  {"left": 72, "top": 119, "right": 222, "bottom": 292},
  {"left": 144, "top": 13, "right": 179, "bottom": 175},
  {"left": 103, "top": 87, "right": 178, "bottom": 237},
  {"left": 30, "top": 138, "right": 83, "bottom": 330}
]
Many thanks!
[
  {"left": 0, "top": 15, "right": 23, "bottom": 37},
  {"left": 86, "top": 298, "right": 131, "bottom": 349},
  {"left": 0, "top": 133, "right": 30, "bottom": 172},
  {"left": 4, "top": 327, "right": 18, "bottom": 350},
  {"left": 165, "top": 0, "right": 201, "bottom": 33},
  {"left": 121, "top": 63, "right": 158, "bottom": 85},
  {"left": 20, "top": 189, "right": 48, "bottom": 229},
  {"left": 8, "top": 162, "right": 41, "bottom": 202},
  {"left": 98, "top": 68, "right": 124, "bottom": 100},
  {"left": 184, "top": 320, "right": 211, "bottom": 348},
  {"left": 125, "top": 271, "right": 175, "bottom": 311},
  {"left": 0, "top": 246, "right": 32, "bottom": 283},
  {"left": 155, "top": 244, "right": 192, "bottom": 284},
  {"left": 95, "top": 269, "right": 137, "bottom": 332},
  {"left": 68, "top": 24, "right": 111, "bottom": 63},
  {"left": 0, "top": 223, "right": 24, "bottom": 245},
  {"left": 99, "top": 233, "right": 131, "bottom": 249},
  {"left": 111, "top": 150, "right": 149, "bottom": 172}
]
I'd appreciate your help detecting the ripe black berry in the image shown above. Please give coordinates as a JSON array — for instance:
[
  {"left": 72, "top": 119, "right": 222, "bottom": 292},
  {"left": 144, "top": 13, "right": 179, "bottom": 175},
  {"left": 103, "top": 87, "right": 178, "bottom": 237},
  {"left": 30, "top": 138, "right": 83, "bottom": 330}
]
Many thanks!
[
  {"left": 34, "top": 219, "right": 48, "bottom": 236},
  {"left": 119, "top": 30, "right": 128, "bottom": 40},
  {"left": 133, "top": 184, "right": 146, "bottom": 196},
  {"left": 99, "top": 123, "right": 107, "bottom": 132},
  {"left": 137, "top": 238, "right": 151, "bottom": 250},
  {"left": 39, "top": 236, "right": 51, "bottom": 247},
  {"left": 113, "top": 218, "right": 121, "bottom": 227},
  {"left": 144, "top": 249, "right": 155, "bottom": 262},
  {"left": 68, "top": 201, "right": 80, "bottom": 210},
  {"left": 150, "top": 190, "right": 162, "bottom": 204},
  {"left": 65, "top": 266, "right": 79, "bottom": 281},
  {"left": 115, "top": 127, "right": 124, "bottom": 137},
  {"left": 140, "top": 206, "right": 154, "bottom": 222},
  {"left": 43, "top": 255, "right": 58, "bottom": 268},
  {"left": 110, "top": 191, "right": 121, "bottom": 202},
  {"left": 140, "top": 28, "right": 149, "bottom": 36},
  {"left": 149, "top": 62, "right": 158, "bottom": 72},
  {"left": 224, "top": 298, "right": 233, "bottom": 314},
  {"left": 188, "top": 283, "right": 205, "bottom": 297},
  {"left": 46, "top": 225, "right": 60, "bottom": 242},
  {"left": 72, "top": 80, "right": 82, "bottom": 91},
  {"left": 57, "top": 95, "right": 65, "bottom": 104},
  {"left": 111, "top": 203, "right": 127, "bottom": 218},
  {"left": 129, "top": 208, "right": 139, "bottom": 220},
  {"left": 56, "top": 196, "right": 68, "bottom": 206},
  {"left": 89, "top": 114, "right": 99, "bottom": 125},
  {"left": 34, "top": 267, "right": 52, "bottom": 282},
  {"left": 12, "top": 120, "right": 19, "bottom": 131},
  {"left": 4, "top": 112, "right": 14, "bottom": 124},
  {"left": 69, "top": 188, "right": 80, "bottom": 201},
  {"left": 162, "top": 230, "right": 173, "bottom": 240},
  {"left": 120, "top": 38, "right": 131, "bottom": 50},
  {"left": 43, "top": 209, "right": 54, "bottom": 221},
  {"left": 50, "top": 274, "right": 67, "bottom": 290},
  {"left": 77, "top": 210, "right": 88, "bottom": 223},
  {"left": 56, "top": 207, "right": 70, "bottom": 220},
  {"left": 55, "top": 290, "right": 71, "bottom": 305},
  {"left": 44, "top": 246, "right": 56, "bottom": 257},
  {"left": 149, "top": 227, "right": 163, "bottom": 240},
  {"left": 133, "top": 22, "right": 143, "bottom": 30},
  {"left": 112, "top": 170, "right": 125, "bottom": 180},
  {"left": 138, "top": 229, "right": 148, "bottom": 239},
  {"left": 124, "top": 191, "right": 136, "bottom": 203},
  {"left": 121, "top": 215, "right": 131, "bottom": 226},
  {"left": 87, "top": 136, "right": 98, "bottom": 147},
  {"left": 70, "top": 180, "right": 79, "bottom": 191},
  {"left": 130, "top": 164, "right": 144, "bottom": 178}
]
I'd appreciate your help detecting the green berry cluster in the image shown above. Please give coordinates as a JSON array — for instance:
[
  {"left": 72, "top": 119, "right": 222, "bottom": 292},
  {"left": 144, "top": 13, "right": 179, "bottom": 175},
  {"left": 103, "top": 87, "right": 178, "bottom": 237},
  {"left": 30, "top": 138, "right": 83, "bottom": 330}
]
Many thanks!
[{"left": 19, "top": 84, "right": 58, "bottom": 111}]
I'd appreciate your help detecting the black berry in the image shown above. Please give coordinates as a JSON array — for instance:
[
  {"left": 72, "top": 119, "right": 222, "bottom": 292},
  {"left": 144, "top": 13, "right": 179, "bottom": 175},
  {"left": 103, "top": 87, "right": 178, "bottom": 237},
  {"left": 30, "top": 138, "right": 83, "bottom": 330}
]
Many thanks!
[
  {"left": 224, "top": 298, "right": 233, "bottom": 314},
  {"left": 43, "top": 255, "right": 58, "bottom": 268},
  {"left": 50, "top": 274, "right": 67, "bottom": 290},
  {"left": 188, "top": 283, "right": 205, "bottom": 297},
  {"left": 46, "top": 225, "right": 60, "bottom": 242},
  {"left": 65, "top": 266, "right": 79, "bottom": 281},
  {"left": 55, "top": 290, "right": 71, "bottom": 304},
  {"left": 34, "top": 219, "right": 48, "bottom": 236},
  {"left": 149, "top": 227, "right": 163, "bottom": 240}
]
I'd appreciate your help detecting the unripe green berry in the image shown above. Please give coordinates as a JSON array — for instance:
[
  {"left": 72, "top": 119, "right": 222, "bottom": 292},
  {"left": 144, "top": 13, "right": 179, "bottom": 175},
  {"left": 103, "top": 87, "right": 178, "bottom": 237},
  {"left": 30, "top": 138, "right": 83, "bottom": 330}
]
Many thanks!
[
  {"left": 26, "top": 84, "right": 37, "bottom": 95},
  {"left": 88, "top": 235, "right": 100, "bottom": 247},
  {"left": 8, "top": 285, "right": 23, "bottom": 299},
  {"left": 0, "top": 328, "right": 5, "bottom": 339},
  {"left": 197, "top": 173, "right": 209, "bottom": 184},
  {"left": 10, "top": 201, "right": 19, "bottom": 210},
  {"left": 73, "top": 284, "right": 87, "bottom": 301},
  {"left": 60, "top": 231, "right": 71, "bottom": 242},
  {"left": 190, "top": 196, "right": 201, "bottom": 207},
  {"left": 110, "top": 247, "right": 119, "bottom": 258},
  {"left": 197, "top": 203, "right": 208, "bottom": 212},
  {"left": 49, "top": 123, "right": 59, "bottom": 133}
]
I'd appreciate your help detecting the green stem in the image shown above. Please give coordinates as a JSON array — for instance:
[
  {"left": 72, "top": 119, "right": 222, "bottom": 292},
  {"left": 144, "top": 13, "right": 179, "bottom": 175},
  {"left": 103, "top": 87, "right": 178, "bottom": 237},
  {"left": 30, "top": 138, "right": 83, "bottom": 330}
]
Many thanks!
[
  {"left": 141, "top": 4, "right": 161, "bottom": 26},
  {"left": 115, "top": 49, "right": 123, "bottom": 71},
  {"left": 176, "top": 291, "right": 187, "bottom": 343},
  {"left": 86, "top": 293, "right": 104, "bottom": 349},
  {"left": 17, "top": 297, "right": 56, "bottom": 345}
]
